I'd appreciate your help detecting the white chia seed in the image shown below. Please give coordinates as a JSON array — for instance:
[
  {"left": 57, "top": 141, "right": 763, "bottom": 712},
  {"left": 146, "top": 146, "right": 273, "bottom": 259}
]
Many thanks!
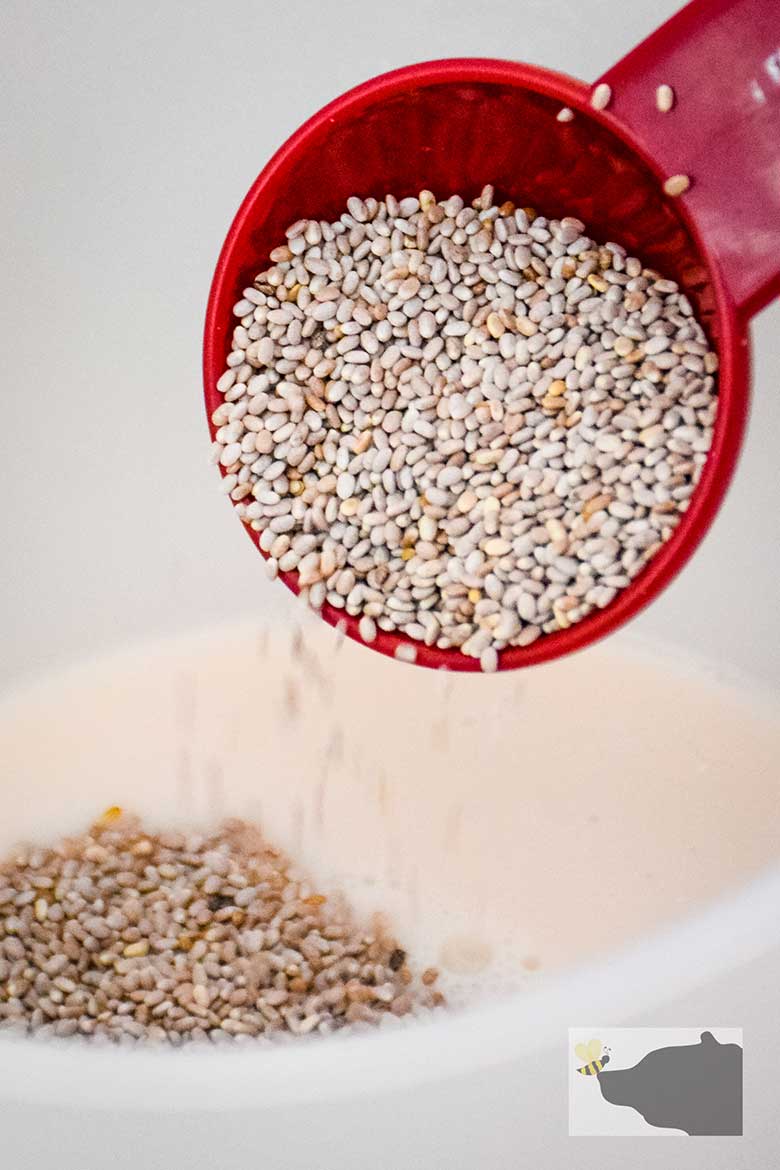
[
  {"left": 663, "top": 174, "right": 691, "bottom": 197},
  {"left": 656, "top": 84, "right": 675, "bottom": 112},
  {"left": 590, "top": 83, "right": 612, "bottom": 110}
]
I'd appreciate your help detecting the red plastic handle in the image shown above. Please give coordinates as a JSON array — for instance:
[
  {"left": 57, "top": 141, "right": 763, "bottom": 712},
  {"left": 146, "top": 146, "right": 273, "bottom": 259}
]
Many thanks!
[{"left": 599, "top": 0, "right": 780, "bottom": 319}]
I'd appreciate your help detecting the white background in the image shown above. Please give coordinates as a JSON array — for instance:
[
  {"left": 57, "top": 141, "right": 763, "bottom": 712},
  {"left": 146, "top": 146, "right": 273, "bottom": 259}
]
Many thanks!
[
  {"left": 1, "top": 2, "right": 778, "bottom": 1168},
  {"left": 1, "top": 0, "right": 779, "bottom": 696}
]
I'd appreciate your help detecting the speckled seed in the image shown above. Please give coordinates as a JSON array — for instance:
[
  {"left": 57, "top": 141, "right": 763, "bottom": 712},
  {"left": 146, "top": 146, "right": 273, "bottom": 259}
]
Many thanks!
[
  {"left": 337, "top": 473, "right": 356, "bottom": 500},
  {"left": 480, "top": 647, "right": 498, "bottom": 673},
  {"left": 359, "top": 615, "right": 377, "bottom": 643}
]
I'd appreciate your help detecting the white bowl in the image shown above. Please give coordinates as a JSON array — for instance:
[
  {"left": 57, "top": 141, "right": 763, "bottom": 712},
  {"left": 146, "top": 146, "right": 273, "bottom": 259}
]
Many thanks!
[{"left": 1, "top": 621, "right": 778, "bottom": 1117}]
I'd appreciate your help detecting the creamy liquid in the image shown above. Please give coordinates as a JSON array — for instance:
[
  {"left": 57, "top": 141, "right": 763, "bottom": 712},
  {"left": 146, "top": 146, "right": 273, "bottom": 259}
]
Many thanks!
[{"left": 0, "top": 622, "right": 778, "bottom": 1004}]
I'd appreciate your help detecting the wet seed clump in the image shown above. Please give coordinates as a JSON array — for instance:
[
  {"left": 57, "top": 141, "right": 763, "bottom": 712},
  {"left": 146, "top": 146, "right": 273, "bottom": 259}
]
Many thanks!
[{"left": 0, "top": 810, "right": 441, "bottom": 1044}]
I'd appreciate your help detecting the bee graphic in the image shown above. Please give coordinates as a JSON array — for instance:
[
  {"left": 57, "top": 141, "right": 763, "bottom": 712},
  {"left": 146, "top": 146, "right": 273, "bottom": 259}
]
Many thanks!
[{"left": 575, "top": 1038, "right": 611, "bottom": 1076}]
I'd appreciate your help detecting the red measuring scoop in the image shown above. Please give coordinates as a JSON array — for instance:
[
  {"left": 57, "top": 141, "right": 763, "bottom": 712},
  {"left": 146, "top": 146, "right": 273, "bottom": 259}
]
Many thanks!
[{"left": 204, "top": 0, "right": 780, "bottom": 670}]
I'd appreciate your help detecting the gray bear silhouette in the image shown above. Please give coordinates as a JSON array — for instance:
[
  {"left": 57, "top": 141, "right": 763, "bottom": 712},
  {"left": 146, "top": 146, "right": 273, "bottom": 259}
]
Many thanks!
[{"left": 597, "top": 1031, "right": 742, "bottom": 1135}]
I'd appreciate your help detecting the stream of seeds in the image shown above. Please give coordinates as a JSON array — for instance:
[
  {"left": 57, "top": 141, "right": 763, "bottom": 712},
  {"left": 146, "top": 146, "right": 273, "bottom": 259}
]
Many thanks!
[
  {"left": 210, "top": 187, "right": 718, "bottom": 670},
  {"left": 0, "top": 811, "right": 441, "bottom": 1043}
]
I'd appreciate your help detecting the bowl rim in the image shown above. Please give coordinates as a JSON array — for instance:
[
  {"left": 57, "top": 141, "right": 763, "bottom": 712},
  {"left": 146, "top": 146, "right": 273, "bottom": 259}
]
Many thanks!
[{"left": 2, "top": 860, "right": 778, "bottom": 1112}]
